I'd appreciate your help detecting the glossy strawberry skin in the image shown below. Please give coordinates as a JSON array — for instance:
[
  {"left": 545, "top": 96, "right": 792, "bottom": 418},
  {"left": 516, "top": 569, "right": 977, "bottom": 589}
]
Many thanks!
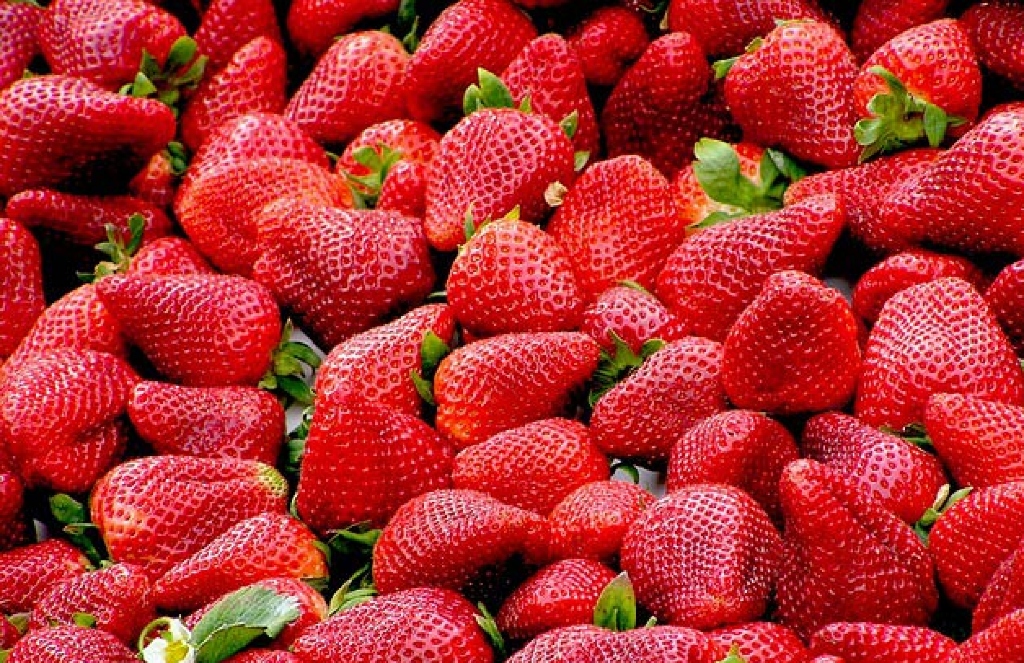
[
  {"left": 5, "top": 189, "right": 172, "bottom": 246},
  {"left": 566, "top": 7, "right": 649, "bottom": 87},
  {"left": 286, "top": 0, "right": 398, "bottom": 58},
  {"left": 925, "top": 392, "right": 1024, "bottom": 489},
  {"left": 128, "top": 237, "right": 215, "bottom": 277},
  {"left": 568, "top": 624, "right": 728, "bottom": 661},
  {"left": 852, "top": 0, "right": 951, "bottom": 62},
  {"left": 986, "top": 258, "right": 1024, "bottom": 352},
  {"left": 0, "top": 2, "right": 42, "bottom": 91},
  {"left": 193, "top": 0, "right": 282, "bottom": 71},
  {"left": 0, "top": 218, "right": 44, "bottom": 358},
  {"left": 667, "top": 0, "right": 830, "bottom": 58},
  {"left": 962, "top": 2, "right": 1024, "bottom": 90},
  {"left": 7, "top": 625, "right": 138, "bottom": 663},
  {"left": 709, "top": 622, "right": 809, "bottom": 663},
  {"left": 337, "top": 119, "right": 440, "bottom": 176},
  {"left": 975, "top": 544, "right": 1024, "bottom": 632},
  {"left": 543, "top": 480, "right": 655, "bottom": 564},
  {"left": 809, "top": 622, "right": 956, "bottom": 663},
  {"left": 949, "top": 608, "right": 1024, "bottom": 663},
  {"left": 0, "top": 540, "right": 91, "bottom": 613},
  {"left": 581, "top": 285, "right": 684, "bottom": 354},
  {"left": 0, "top": 448, "right": 25, "bottom": 552},
  {"left": 506, "top": 625, "right": 608, "bottom": 662}
]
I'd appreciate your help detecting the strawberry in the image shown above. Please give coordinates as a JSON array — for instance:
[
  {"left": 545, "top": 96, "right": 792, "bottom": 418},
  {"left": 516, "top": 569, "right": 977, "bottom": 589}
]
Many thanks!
[
  {"left": 497, "top": 559, "right": 618, "bottom": 640},
  {"left": 775, "top": 459, "right": 938, "bottom": 637},
  {"left": 666, "top": 0, "right": 830, "bottom": 58},
  {"left": 851, "top": 0, "right": 951, "bottom": 62},
  {"left": 986, "top": 258, "right": 1024, "bottom": 352},
  {"left": 949, "top": 608, "right": 1024, "bottom": 663},
  {"left": 506, "top": 625, "right": 607, "bottom": 662},
  {"left": 291, "top": 587, "right": 494, "bottom": 662},
  {"left": 558, "top": 625, "right": 727, "bottom": 661},
  {"left": 433, "top": 332, "right": 600, "bottom": 449},
  {"left": 29, "top": 563, "right": 155, "bottom": 644},
  {"left": 621, "top": 485, "right": 782, "bottom": 629},
  {"left": 962, "top": 2, "right": 1024, "bottom": 90},
  {"left": 224, "top": 652, "right": 303, "bottom": 663},
  {"left": 447, "top": 218, "right": 585, "bottom": 337},
  {"left": 718, "top": 20, "right": 860, "bottom": 170},
  {"left": 0, "top": 540, "right": 91, "bottom": 613},
  {"left": 286, "top": 0, "right": 399, "bottom": 58},
  {"left": 180, "top": 36, "right": 287, "bottom": 152},
  {"left": 0, "top": 76, "right": 175, "bottom": 197},
  {"left": 566, "top": 7, "right": 649, "bottom": 87},
  {"left": 0, "top": 218, "right": 44, "bottom": 358},
  {"left": 548, "top": 156, "right": 686, "bottom": 300},
  {"left": 372, "top": 489, "right": 544, "bottom": 595},
  {"left": 91, "top": 456, "right": 289, "bottom": 578},
  {"left": 673, "top": 141, "right": 782, "bottom": 228},
  {"left": 96, "top": 273, "right": 281, "bottom": 387},
  {"left": 424, "top": 107, "right": 576, "bottom": 252},
  {"left": 801, "top": 412, "right": 946, "bottom": 524},
  {"left": 193, "top": 0, "right": 282, "bottom": 71},
  {"left": 284, "top": 31, "right": 409, "bottom": 148},
  {"left": 809, "top": 622, "right": 956, "bottom": 662},
  {"left": 6, "top": 625, "right": 137, "bottom": 663},
  {"left": 590, "top": 337, "right": 728, "bottom": 464},
  {"left": 975, "top": 542, "right": 1024, "bottom": 632},
  {"left": 129, "top": 144, "right": 186, "bottom": 209},
  {"left": 544, "top": 480, "right": 655, "bottom": 564},
  {"left": 0, "top": 448, "right": 25, "bottom": 551},
  {"left": 5, "top": 190, "right": 172, "bottom": 246},
  {"left": 852, "top": 249, "right": 984, "bottom": 324},
  {"left": 581, "top": 285, "right": 684, "bottom": 355},
  {"left": 656, "top": 195, "right": 845, "bottom": 341},
  {"left": 502, "top": 34, "right": 601, "bottom": 156},
  {"left": 295, "top": 400, "right": 452, "bottom": 535},
  {"left": 315, "top": 304, "right": 455, "bottom": 417},
  {"left": 925, "top": 393, "right": 1024, "bottom": 489},
  {"left": 128, "top": 381, "right": 284, "bottom": 463},
  {"left": 337, "top": 119, "right": 440, "bottom": 176},
  {"left": 709, "top": 622, "right": 810, "bottom": 663},
  {"left": 377, "top": 160, "right": 430, "bottom": 218},
  {"left": 667, "top": 410, "right": 799, "bottom": 524},
  {"left": 404, "top": 0, "right": 537, "bottom": 123},
  {"left": 152, "top": 512, "right": 328, "bottom": 612},
  {"left": 0, "top": 616, "right": 18, "bottom": 649},
  {"left": 252, "top": 199, "right": 435, "bottom": 348},
  {"left": 128, "top": 237, "right": 215, "bottom": 276},
  {"left": 602, "top": 33, "right": 731, "bottom": 178},
  {"left": 0, "top": 1, "right": 42, "bottom": 91},
  {"left": 855, "top": 278, "right": 1024, "bottom": 430}
]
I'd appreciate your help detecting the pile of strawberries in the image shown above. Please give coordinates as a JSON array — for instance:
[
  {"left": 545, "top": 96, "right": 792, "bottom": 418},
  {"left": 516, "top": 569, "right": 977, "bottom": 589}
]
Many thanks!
[{"left": 1, "top": 0, "right": 1024, "bottom": 660}]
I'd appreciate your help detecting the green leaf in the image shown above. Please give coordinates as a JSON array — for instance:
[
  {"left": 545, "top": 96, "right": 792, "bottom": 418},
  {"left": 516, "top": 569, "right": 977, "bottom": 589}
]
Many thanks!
[
  {"left": 50, "top": 493, "right": 88, "bottom": 525},
  {"left": 717, "top": 645, "right": 748, "bottom": 663},
  {"left": 914, "top": 484, "right": 973, "bottom": 546},
  {"left": 420, "top": 331, "right": 450, "bottom": 375},
  {"left": 693, "top": 138, "right": 753, "bottom": 209},
  {"left": 574, "top": 151, "right": 590, "bottom": 172},
  {"left": 475, "top": 603, "right": 506, "bottom": 659},
  {"left": 588, "top": 332, "right": 653, "bottom": 407},
  {"left": 190, "top": 586, "right": 301, "bottom": 663},
  {"left": 477, "top": 68, "right": 515, "bottom": 109},
  {"left": 126, "top": 213, "right": 146, "bottom": 255},
  {"left": 275, "top": 376, "right": 314, "bottom": 407},
  {"left": 594, "top": 572, "right": 637, "bottom": 631},
  {"left": 463, "top": 206, "right": 477, "bottom": 242},
  {"left": 617, "top": 280, "right": 651, "bottom": 295},
  {"left": 72, "top": 612, "right": 97, "bottom": 629},
  {"left": 165, "top": 36, "right": 198, "bottom": 71},
  {"left": 712, "top": 55, "right": 740, "bottom": 80},
  {"left": 923, "top": 103, "right": 948, "bottom": 147},
  {"left": 689, "top": 210, "right": 745, "bottom": 230},
  {"left": 560, "top": 110, "right": 579, "bottom": 139},
  {"left": 130, "top": 72, "right": 158, "bottom": 98},
  {"left": 411, "top": 370, "right": 435, "bottom": 406},
  {"left": 610, "top": 460, "right": 641, "bottom": 484},
  {"left": 764, "top": 148, "right": 806, "bottom": 184}
]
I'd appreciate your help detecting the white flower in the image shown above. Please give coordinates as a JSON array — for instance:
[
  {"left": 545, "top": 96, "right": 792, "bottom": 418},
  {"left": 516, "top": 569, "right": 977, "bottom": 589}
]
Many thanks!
[{"left": 141, "top": 618, "right": 196, "bottom": 663}]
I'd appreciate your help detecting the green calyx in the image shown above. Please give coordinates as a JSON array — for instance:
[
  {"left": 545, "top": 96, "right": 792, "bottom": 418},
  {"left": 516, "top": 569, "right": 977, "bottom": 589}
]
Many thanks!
[
  {"left": 475, "top": 603, "right": 507, "bottom": 659},
  {"left": 914, "top": 484, "right": 973, "bottom": 546},
  {"left": 342, "top": 143, "right": 405, "bottom": 209},
  {"left": 49, "top": 493, "right": 106, "bottom": 567},
  {"left": 78, "top": 213, "right": 147, "bottom": 284},
  {"left": 120, "top": 36, "right": 207, "bottom": 118},
  {"left": 588, "top": 332, "right": 666, "bottom": 407},
  {"left": 881, "top": 421, "right": 933, "bottom": 449},
  {"left": 411, "top": 330, "right": 452, "bottom": 406},
  {"left": 463, "top": 68, "right": 532, "bottom": 116},
  {"left": 258, "top": 320, "right": 322, "bottom": 408},
  {"left": 165, "top": 141, "right": 189, "bottom": 177},
  {"left": 855, "top": 66, "right": 966, "bottom": 163},
  {"left": 712, "top": 37, "right": 764, "bottom": 80},
  {"left": 327, "top": 561, "right": 378, "bottom": 616},
  {"left": 717, "top": 645, "right": 749, "bottom": 663},
  {"left": 594, "top": 572, "right": 639, "bottom": 631}
]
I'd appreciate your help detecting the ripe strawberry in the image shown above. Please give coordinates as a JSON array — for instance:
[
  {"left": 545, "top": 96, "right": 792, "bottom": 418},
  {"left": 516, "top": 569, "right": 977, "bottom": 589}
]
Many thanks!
[
  {"left": 506, "top": 625, "right": 607, "bottom": 662},
  {"left": 193, "top": 0, "right": 282, "bottom": 71},
  {"left": 152, "top": 512, "right": 328, "bottom": 612},
  {"left": 581, "top": 285, "right": 684, "bottom": 355},
  {"left": 0, "top": 76, "right": 175, "bottom": 197},
  {"left": 544, "top": 480, "right": 655, "bottom": 564},
  {"left": 91, "top": 456, "right": 289, "bottom": 578},
  {"left": 776, "top": 459, "right": 939, "bottom": 638},
  {"left": 128, "top": 237, "right": 215, "bottom": 276},
  {"left": 975, "top": 543, "right": 1024, "bottom": 632},
  {"left": 129, "top": 145, "right": 185, "bottom": 209},
  {"left": 962, "top": 2, "right": 1024, "bottom": 90},
  {"left": 0, "top": 540, "right": 91, "bottom": 613},
  {"left": 986, "top": 258, "right": 1024, "bottom": 352},
  {"left": 0, "top": 1, "right": 42, "bottom": 91},
  {"left": 851, "top": 0, "right": 950, "bottom": 62},
  {"left": 433, "top": 332, "right": 600, "bottom": 449},
  {"left": 602, "top": 33, "right": 731, "bottom": 178},
  {"left": 0, "top": 448, "right": 25, "bottom": 551},
  {"left": 285, "top": 31, "right": 409, "bottom": 148},
  {"left": 809, "top": 622, "right": 956, "bottom": 662},
  {"left": 291, "top": 587, "right": 494, "bottom": 662},
  {"left": 5, "top": 189, "right": 172, "bottom": 246},
  {"left": 224, "top": 651, "right": 302, "bottom": 663},
  {"left": 337, "top": 119, "right": 440, "bottom": 175},
  {"left": 295, "top": 400, "right": 452, "bottom": 535},
  {"left": 709, "top": 622, "right": 810, "bottom": 663},
  {"left": 667, "top": 0, "right": 829, "bottom": 58},
  {"left": 447, "top": 218, "right": 585, "bottom": 337},
  {"left": 591, "top": 337, "right": 727, "bottom": 464},
  {"left": 404, "top": 0, "right": 537, "bottom": 123},
  {"left": 286, "top": 0, "right": 399, "bottom": 58},
  {"left": 667, "top": 410, "right": 799, "bottom": 524},
  {"left": 497, "top": 559, "right": 618, "bottom": 640},
  {"left": 855, "top": 278, "right": 1024, "bottom": 430},
  {"left": 180, "top": 36, "right": 287, "bottom": 152},
  {"left": 565, "top": 625, "right": 727, "bottom": 661},
  {"left": 0, "top": 616, "right": 18, "bottom": 649},
  {"left": 29, "top": 563, "right": 155, "bottom": 644},
  {"left": 925, "top": 393, "right": 1024, "bottom": 489},
  {"left": 657, "top": 195, "right": 845, "bottom": 341},
  {"left": 949, "top": 608, "right": 1024, "bottom": 663},
  {"left": 424, "top": 107, "right": 576, "bottom": 252},
  {"left": 253, "top": 199, "right": 435, "bottom": 348},
  {"left": 719, "top": 20, "right": 859, "bottom": 169},
  {"left": 548, "top": 156, "right": 686, "bottom": 300},
  {"left": 0, "top": 218, "right": 44, "bottom": 358},
  {"left": 802, "top": 412, "right": 946, "bottom": 523},
  {"left": 377, "top": 160, "right": 430, "bottom": 217},
  {"left": 566, "top": 7, "right": 649, "bottom": 87},
  {"left": 6, "top": 625, "right": 137, "bottom": 663}
]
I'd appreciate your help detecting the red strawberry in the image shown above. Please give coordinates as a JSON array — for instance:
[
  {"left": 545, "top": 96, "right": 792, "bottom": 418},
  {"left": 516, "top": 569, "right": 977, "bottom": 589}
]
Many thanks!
[
  {"left": 497, "top": 559, "right": 617, "bottom": 640},
  {"left": 949, "top": 608, "right": 1024, "bottom": 663},
  {"left": 180, "top": 36, "right": 287, "bottom": 151},
  {"left": 0, "top": 350, "right": 136, "bottom": 492},
  {"left": 548, "top": 156, "right": 686, "bottom": 300},
  {"left": 566, "top": 7, "right": 649, "bottom": 87},
  {"left": 0, "top": 540, "right": 91, "bottom": 613},
  {"left": 568, "top": 625, "right": 728, "bottom": 661},
  {"left": 29, "top": 563, "right": 155, "bottom": 644},
  {"left": 926, "top": 392, "right": 1024, "bottom": 488},
  {"left": 590, "top": 337, "right": 728, "bottom": 463},
  {"left": 291, "top": 587, "right": 494, "bottom": 662},
  {"left": 252, "top": 199, "right": 435, "bottom": 348},
  {"left": 129, "top": 145, "right": 185, "bottom": 209},
  {"left": 193, "top": 0, "right": 282, "bottom": 71},
  {"left": 667, "top": 0, "right": 830, "bottom": 57},
  {"left": 581, "top": 285, "right": 684, "bottom": 355},
  {"left": 433, "top": 332, "right": 600, "bottom": 449},
  {"left": 851, "top": 0, "right": 951, "bottom": 62},
  {"left": 801, "top": 412, "right": 946, "bottom": 524},
  {"left": 709, "top": 622, "right": 810, "bottom": 663},
  {"left": 0, "top": 448, "right": 25, "bottom": 551},
  {"left": 975, "top": 543, "right": 1024, "bottom": 632},
  {"left": 667, "top": 410, "right": 799, "bottom": 524},
  {"left": 404, "top": 0, "right": 537, "bottom": 123},
  {"left": 656, "top": 195, "right": 845, "bottom": 341},
  {"left": 621, "top": 485, "right": 782, "bottom": 629},
  {"left": 295, "top": 400, "right": 452, "bottom": 535},
  {"left": 775, "top": 459, "right": 938, "bottom": 637},
  {"left": 986, "top": 258, "right": 1024, "bottom": 352},
  {"left": 377, "top": 160, "right": 430, "bottom": 217},
  {"left": 0, "top": 616, "right": 18, "bottom": 649},
  {"left": 152, "top": 512, "right": 328, "bottom": 612},
  {"left": 962, "top": 2, "right": 1024, "bottom": 90},
  {"left": 6, "top": 625, "right": 137, "bottom": 663},
  {"left": 0, "top": 1, "right": 42, "bottom": 91},
  {"left": 447, "top": 218, "right": 585, "bottom": 337},
  {"left": 0, "top": 76, "right": 175, "bottom": 196},
  {"left": 602, "top": 33, "right": 731, "bottom": 178},
  {"left": 855, "top": 278, "right": 1024, "bottom": 430},
  {"left": 284, "top": 31, "right": 409, "bottom": 148},
  {"left": 809, "top": 622, "right": 956, "bottom": 662},
  {"left": 224, "top": 651, "right": 302, "bottom": 663},
  {"left": 544, "top": 480, "right": 655, "bottom": 564},
  {"left": 506, "top": 625, "right": 607, "bottom": 662},
  {"left": 673, "top": 141, "right": 773, "bottom": 228},
  {"left": 286, "top": 0, "right": 399, "bottom": 58},
  {"left": 337, "top": 119, "right": 440, "bottom": 175},
  {"left": 424, "top": 107, "right": 576, "bottom": 252},
  {"left": 719, "top": 20, "right": 859, "bottom": 169},
  {"left": 0, "top": 218, "right": 44, "bottom": 358},
  {"left": 5, "top": 190, "right": 172, "bottom": 246},
  {"left": 722, "top": 270, "right": 861, "bottom": 414},
  {"left": 91, "top": 455, "right": 289, "bottom": 578},
  {"left": 128, "top": 237, "right": 215, "bottom": 276},
  {"left": 372, "top": 489, "right": 544, "bottom": 595}
]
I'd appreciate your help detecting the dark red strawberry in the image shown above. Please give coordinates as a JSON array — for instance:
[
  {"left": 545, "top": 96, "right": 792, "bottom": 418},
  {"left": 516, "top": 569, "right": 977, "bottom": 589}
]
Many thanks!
[
  {"left": 5, "top": 189, "right": 172, "bottom": 246},
  {"left": 0, "top": 218, "right": 44, "bottom": 358},
  {"left": 949, "top": 608, "right": 1024, "bottom": 663},
  {"left": 667, "top": 0, "right": 830, "bottom": 57},
  {"left": 709, "top": 622, "right": 810, "bottom": 663},
  {"left": 986, "top": 258, "right": 1024, "bottom": 352},
  {"left": 852, "top": 0, "right": 951, "bottom": 62},
  {"left": 506, "top": 625, "right": 607, "bottom": 662},
  {"left": 975, "top": 543, "right": 1024, "bottom": 632},
  {"left": 544, "top": 480, "right": 655, "bottom": 564},
  {"left": 0, "top": 1, "right": 42, "bottom": 91},
  {"left": 193, "top": 0, "right": 282, "bottom": 71},
  {"left": 581, "top": 285, "right": 684, "bottom": 355},
  {"left": 962, "top": 2, "right": 1024, "bottom": 90},
  {"left": 129, "top": 145, "right": 185, "bottom": 209},
  {"left": 926, "top": 392, "right": 1024, "bottom": 489},
  {"left": 566, "top": 7, "right": 649, "bottom": 87},
  {"left": 0, "top": 540, "right": 91, "bottom": 613},
  {"left": 809, "top": 622, "right": 956, "bottom": 662},
  {"left": 286, "top": 0, "right": 399, "bottom": 58},
  {"left": 6, "top": 625, "right": 137, "bottom": 663},
  {"left": 0, "top": 448, "right": 25, "bottom": 551},
  {"left": 128, "top": 237, "right": 215, "bottom": 276}
]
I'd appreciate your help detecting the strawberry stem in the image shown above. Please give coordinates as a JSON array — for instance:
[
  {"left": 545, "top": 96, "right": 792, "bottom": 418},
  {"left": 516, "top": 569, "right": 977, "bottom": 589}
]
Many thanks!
[
  {"left": 914, "top": 484, "right": 973, "bottom": 546},
  {"left": 475, "top": 603, "right": 507, "bottom": 660}
]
